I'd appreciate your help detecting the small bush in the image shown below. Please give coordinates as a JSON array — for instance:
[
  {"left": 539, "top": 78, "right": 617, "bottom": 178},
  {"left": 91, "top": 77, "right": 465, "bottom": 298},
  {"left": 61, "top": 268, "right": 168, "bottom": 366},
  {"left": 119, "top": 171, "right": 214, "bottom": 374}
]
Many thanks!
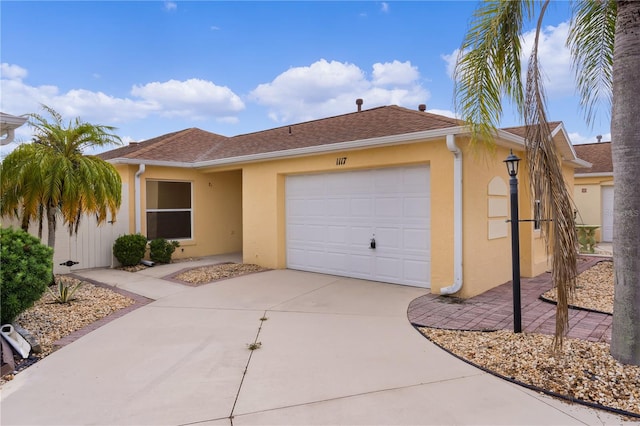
[
  {"left": 149, "top": 238, "right": 180, "bottom": 264},
  {"left": 0, "top": 227, "right": 53, "bottom": 324},
  {"left": 113, "top": 233, "right": 148, "bottom": 266}
]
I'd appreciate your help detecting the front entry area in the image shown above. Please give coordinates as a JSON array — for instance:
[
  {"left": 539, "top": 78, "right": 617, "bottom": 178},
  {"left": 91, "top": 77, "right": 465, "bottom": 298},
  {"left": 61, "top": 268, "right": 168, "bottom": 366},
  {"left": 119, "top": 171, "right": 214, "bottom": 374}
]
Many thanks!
[{"left": 285, "top": 165, "right": 431, "bottom": 288}]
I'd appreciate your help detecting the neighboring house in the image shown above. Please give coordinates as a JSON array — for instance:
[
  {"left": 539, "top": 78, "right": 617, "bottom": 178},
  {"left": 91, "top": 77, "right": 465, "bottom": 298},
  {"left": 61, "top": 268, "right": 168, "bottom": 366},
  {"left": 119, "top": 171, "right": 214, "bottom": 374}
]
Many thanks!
[
  {"left": 97, "top": 104, "right": 586, "bottom": 298},
  {"left": 572, "top": 141, "right": 613, "bottom": 242},
  {"left": 0, "top": 112, "right": 28, "bottom": 146}
]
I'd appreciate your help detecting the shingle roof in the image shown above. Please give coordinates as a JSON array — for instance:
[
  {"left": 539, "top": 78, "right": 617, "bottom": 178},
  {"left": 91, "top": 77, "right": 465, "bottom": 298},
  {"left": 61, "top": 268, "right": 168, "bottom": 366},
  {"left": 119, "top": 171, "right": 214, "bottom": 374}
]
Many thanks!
[
  {"left": 98, "top": 128, "right": 229, "bottom": 162},
  {"left": 99, "top": 105, "right": 462, "bottom": 163},
  {"left": 501, "top": 121, "right": 563, "bottom": 138},
  {"left": 573, "top": 142, "right": 612, "bottom": 174}
]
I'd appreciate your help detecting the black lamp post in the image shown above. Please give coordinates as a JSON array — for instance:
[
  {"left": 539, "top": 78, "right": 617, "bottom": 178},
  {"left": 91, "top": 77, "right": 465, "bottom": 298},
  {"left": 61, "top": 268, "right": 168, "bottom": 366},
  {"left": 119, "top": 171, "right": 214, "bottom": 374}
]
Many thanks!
[{"left": 504, "top": 150, "right": 522, "bottom": 333}]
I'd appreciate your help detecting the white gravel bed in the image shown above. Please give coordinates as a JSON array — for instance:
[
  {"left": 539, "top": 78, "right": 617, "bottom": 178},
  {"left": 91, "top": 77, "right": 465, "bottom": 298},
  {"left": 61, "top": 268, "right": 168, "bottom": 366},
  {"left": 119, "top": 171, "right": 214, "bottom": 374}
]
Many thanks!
[
  {"left": 173, "top": 263, "right": 268, "bottom": 285},
  {"left": 542, "top": 260, "right": 614, "bottom": 313},
  {"left": 14, "top": 276, "right": 134, "bottom": 358},
  {"left": 419, "top": 328, "right": 640, "bottom": 418}
]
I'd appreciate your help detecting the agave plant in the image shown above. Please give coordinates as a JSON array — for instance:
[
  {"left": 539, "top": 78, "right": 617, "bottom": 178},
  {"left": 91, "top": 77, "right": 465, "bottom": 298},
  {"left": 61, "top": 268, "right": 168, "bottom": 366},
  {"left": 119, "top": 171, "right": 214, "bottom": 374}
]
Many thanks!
[{"left": 48, "top": 278, "right": 82, "bottom": 304}]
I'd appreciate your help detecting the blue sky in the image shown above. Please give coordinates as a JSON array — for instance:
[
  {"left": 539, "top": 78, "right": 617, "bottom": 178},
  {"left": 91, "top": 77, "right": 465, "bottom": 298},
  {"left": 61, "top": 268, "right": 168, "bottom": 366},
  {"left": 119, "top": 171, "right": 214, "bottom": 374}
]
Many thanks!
[{"left": 1, "top": 1, "right": 611, "bottom": 156}]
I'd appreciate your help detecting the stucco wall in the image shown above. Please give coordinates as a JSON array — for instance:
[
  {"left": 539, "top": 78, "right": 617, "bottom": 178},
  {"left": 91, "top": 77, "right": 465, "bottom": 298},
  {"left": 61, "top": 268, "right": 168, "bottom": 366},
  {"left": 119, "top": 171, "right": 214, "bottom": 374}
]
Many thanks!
[
  {"left": 240, "top": 139, "right": 456, "bottom": 293},
  {"left": 457, "top": 143, "right": 515, "bottom": 298},
  {"left": 574, "top": 175, "right": 614, "bottom": 242},
  {"left": 119, "top": 165, "right": 243, "bottom": 260}
]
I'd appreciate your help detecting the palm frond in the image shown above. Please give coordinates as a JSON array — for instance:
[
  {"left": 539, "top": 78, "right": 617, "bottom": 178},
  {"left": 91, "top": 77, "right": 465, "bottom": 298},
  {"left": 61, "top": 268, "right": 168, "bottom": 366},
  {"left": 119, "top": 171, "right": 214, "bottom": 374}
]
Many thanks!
[
  {"left": 524, "top": 0, "right": 577, "bottom": 350},
  {"left": 567, "top": 0, "right": 616, "bottom": 125},
  {"left": 454, "top": 0, "right": 534, "bottom": 147}
]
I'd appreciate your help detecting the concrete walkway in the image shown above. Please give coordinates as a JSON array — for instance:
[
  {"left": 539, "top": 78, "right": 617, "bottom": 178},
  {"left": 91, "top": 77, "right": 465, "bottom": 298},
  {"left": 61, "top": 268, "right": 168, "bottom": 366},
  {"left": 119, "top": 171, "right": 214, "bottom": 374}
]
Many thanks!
[{"left": 0, "top": 261, "right": 632, "bottom": 425}]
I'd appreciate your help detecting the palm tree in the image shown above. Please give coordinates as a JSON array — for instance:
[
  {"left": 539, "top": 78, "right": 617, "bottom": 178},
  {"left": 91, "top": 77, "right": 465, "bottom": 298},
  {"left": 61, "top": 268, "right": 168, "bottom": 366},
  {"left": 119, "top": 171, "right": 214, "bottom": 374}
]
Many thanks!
[
  {"left": 0, "top": 105, "right": 123, "bottom": 251},
  {"left": 454, "top": 0, "right": 639, "bottom": 365}
]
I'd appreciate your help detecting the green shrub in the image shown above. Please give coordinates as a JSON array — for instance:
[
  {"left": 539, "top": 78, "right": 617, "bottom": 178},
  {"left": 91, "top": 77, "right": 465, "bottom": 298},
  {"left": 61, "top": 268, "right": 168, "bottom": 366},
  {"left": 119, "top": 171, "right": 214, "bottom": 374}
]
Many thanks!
[
  {"left": 149, "top": 238, "right": 180, "bottom": 264},
  {"left": 0, "top": 227, "right": 53, "bottom": 324},
  {"left": 112, "top": 233, "right": 148, "bottom": 266}
]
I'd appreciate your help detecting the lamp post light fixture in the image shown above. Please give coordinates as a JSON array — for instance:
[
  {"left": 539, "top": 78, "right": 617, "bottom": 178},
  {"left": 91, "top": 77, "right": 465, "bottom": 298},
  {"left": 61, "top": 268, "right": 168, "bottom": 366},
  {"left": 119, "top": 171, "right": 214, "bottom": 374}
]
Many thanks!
[{"left": 504, "top": 150, "right": 522, "bottom": 333}]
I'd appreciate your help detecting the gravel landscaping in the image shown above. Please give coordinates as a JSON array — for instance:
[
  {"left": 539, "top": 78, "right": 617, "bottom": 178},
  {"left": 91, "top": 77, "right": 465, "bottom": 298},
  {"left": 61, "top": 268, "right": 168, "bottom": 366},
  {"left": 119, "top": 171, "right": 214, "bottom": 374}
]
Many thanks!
[
  {"left": 171, "top": 263, "right": 268, "bottom": 285},
  {"left": 542, "top": 260, "right": 613, "bottom": 314}
]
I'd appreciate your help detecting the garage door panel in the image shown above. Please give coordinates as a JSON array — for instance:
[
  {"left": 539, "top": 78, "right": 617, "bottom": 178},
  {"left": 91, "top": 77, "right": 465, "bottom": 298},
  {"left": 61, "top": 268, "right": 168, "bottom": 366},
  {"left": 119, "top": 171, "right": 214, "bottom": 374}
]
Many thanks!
[
  {"left": 348, "top": 226, "right": 373, "bottom": 245},
  {"left": 403, "top": 229, "right": 430, "bottom": 250},
  {"left": 404, "top": 197, "right": 430, "bottom": 218},
  {"left": 374, "top": 227, "right": 400, "bottom": 249},
  {"left": 327, "top": 226, "right": 348, "bottom": 244},
  {"left": 375, "top": 256, "right": 401, "bottom": 279},
  {"left": 348, "top": 254, "right": 373, "bottom": 276},
  {"left": 404, "top": 260, "right": 430, "bottom": 286},
  {"left": 327, "top": 198, "right": 349, "bottom": 216},
  {"left": 286, "top": 166, "right": 430, "bottom": 288},
  {"left": 375, "top": 197, "right": 403, "bottom": 217},
  {"left": 350, "top": 198, "right": 374, "bottom": 217}
]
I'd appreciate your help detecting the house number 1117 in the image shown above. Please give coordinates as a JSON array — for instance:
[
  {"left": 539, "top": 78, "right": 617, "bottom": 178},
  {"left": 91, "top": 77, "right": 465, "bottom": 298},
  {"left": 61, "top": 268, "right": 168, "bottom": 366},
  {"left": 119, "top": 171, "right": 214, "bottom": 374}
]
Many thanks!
[{"left": 336, "top": 157, "right": 347, "bottom": 166}]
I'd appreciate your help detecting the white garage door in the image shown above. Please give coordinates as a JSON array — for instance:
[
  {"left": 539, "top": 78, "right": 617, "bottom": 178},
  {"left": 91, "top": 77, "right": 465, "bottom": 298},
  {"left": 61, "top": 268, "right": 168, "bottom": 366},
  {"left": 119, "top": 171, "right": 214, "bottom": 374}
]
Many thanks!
[
  {"left": 601, "top": 186, "right": 614, "bottom": 242},
  {"left": 286, "top": 166, "right": 430, "bottom": 288}
]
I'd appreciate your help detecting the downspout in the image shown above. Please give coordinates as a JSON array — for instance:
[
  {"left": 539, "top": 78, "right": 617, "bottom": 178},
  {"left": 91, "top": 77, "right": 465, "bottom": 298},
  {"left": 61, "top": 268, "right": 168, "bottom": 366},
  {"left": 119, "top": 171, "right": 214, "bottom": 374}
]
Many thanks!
[
  {"left": 440, "top": 134, "right": 463, "bottom": 295},
  {"left": 134, "top": 164, "right": 146, "bottom": 234}
]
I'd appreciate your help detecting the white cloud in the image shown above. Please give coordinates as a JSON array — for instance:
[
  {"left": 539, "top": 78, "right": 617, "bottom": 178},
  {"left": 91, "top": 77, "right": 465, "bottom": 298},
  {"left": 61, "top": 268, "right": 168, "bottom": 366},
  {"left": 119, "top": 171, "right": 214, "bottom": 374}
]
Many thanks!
[
  {"left": 521, "top": 22, "right": 574, "bottom": 96},
  {"left": 426, "top": 108, "right": 459, "bottom": 119},
  {"left": 250, "top": 59, "right": 429, "bottom": 123},
  {"left": 372, "top": 60, "right": 419, "bottom": 86},
  {"left": 441, "top": 49, "right": 460, "bottom": 79},
  {"left": 1, "top": 63, "right": 245, "bottom": 127},
  {"left": 1, "top": 63, "right": 28, "bottom": 80},
  {"left": 131, "top": 78, "right": 245, "bottom": 119},
  {"left": 380, "top": 2, "right": 389, "bottom": 13},
  {"left": 443, "top": 21, "right": 575, "bottom": 97},
  {"left": 569, "top": 131, "right": 611, "bottom": 145},
  {"left": 164, "top": 2, "right": 177, "bottom": 11}
]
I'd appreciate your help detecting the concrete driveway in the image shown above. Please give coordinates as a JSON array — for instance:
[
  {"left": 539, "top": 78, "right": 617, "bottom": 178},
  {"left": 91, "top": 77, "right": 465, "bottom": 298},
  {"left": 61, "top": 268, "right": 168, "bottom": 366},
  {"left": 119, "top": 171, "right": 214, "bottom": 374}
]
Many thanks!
[{"left": 0, "top": 269, "right": 629, "bottom": 425}]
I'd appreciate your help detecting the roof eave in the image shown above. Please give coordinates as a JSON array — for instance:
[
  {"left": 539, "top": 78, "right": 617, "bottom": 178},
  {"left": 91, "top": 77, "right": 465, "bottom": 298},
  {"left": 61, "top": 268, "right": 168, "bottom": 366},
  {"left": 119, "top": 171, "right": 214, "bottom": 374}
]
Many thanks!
[
  {"left": 107, "top": 158, "right": 196, "bottom": 168},
  {"left": 106, "top": 124, "right": 591, "bottom": 172},
  {"left": 194, "top": 126, "right": 470, "bottom": 169},
  {"left": 565, "top": 158, "right": 592, "bottom": 168}
]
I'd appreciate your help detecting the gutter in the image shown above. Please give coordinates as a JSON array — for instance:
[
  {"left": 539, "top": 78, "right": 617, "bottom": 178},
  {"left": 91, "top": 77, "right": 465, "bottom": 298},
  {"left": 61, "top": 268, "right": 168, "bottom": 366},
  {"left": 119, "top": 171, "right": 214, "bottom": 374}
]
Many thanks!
[
  {"left": 134, "top": 164, "right": 145, "bottom": 234},
  {"left": 440, "top": 134, "right": 463, "bottom": 295},
  {"left": 575, "top": 172, "right": 613, "bottom": 178}
]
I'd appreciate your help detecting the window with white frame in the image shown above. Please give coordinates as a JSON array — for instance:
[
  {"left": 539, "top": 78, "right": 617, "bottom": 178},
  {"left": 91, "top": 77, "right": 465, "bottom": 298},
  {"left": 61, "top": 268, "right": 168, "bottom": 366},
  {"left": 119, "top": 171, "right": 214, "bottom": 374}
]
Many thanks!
[{"left": 146, "top": 180, "right": 192, "bottom": 240}]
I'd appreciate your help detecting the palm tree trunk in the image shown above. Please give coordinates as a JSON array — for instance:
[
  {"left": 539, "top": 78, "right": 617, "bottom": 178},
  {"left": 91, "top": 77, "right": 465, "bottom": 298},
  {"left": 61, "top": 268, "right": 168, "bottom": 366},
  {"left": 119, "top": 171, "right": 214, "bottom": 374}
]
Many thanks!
[
  {"left": 610, "top": 0, "right": 640, "bottom": 366},
  {"left": 46, "top": 204, "right": 57, "bottom": 250}
]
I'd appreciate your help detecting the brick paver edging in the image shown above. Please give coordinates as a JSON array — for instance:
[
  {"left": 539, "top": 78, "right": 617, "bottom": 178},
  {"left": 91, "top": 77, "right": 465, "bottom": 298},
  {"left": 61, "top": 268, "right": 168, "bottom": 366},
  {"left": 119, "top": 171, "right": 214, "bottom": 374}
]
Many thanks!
[
  {"left": 408, "top": 256, "right": 613, "bottom": 343},
  {"left": 52, "top": 274, "right": 153, "bottom": 348}
]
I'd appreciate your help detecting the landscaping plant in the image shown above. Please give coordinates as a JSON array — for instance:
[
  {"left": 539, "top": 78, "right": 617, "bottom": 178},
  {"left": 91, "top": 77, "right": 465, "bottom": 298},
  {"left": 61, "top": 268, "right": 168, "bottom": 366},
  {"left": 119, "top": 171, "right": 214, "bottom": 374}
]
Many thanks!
[
  {"left": 48, "top": 279, "right": 82, "bottom": 304},
  {"left": 113, "top": 233, "right": 148, "bottom": 266},
  {"left": 0, "top": 227, "right": 53, "bottom": 324},
  {"left": 149, "top": 238, "right": 180, "bottom": 264}
]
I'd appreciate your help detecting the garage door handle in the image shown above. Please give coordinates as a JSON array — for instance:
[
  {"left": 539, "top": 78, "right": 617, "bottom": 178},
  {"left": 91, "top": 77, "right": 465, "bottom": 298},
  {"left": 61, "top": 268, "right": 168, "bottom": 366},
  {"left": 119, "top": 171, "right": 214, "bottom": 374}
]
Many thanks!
[{"left": 370, "top": 237, "right": 376, "bottom": 249}]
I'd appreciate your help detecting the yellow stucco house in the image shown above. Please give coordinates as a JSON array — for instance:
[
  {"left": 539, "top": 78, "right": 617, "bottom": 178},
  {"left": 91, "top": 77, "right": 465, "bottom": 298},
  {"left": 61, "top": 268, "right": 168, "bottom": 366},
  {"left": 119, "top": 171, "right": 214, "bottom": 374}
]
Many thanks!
[
  {"left": 100, "top": 105, "right": 586, "bottom": 298},
  {"left": 572, "top": 141, "right": 613, "bottom": 242}
]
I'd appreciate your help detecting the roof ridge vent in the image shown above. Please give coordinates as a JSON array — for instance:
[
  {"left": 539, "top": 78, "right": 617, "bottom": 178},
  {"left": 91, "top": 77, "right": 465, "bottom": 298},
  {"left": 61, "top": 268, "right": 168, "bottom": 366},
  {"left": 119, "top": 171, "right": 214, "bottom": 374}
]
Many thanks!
[{"left": 418, "top": 104, "right": 427, "bottom": 112}]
